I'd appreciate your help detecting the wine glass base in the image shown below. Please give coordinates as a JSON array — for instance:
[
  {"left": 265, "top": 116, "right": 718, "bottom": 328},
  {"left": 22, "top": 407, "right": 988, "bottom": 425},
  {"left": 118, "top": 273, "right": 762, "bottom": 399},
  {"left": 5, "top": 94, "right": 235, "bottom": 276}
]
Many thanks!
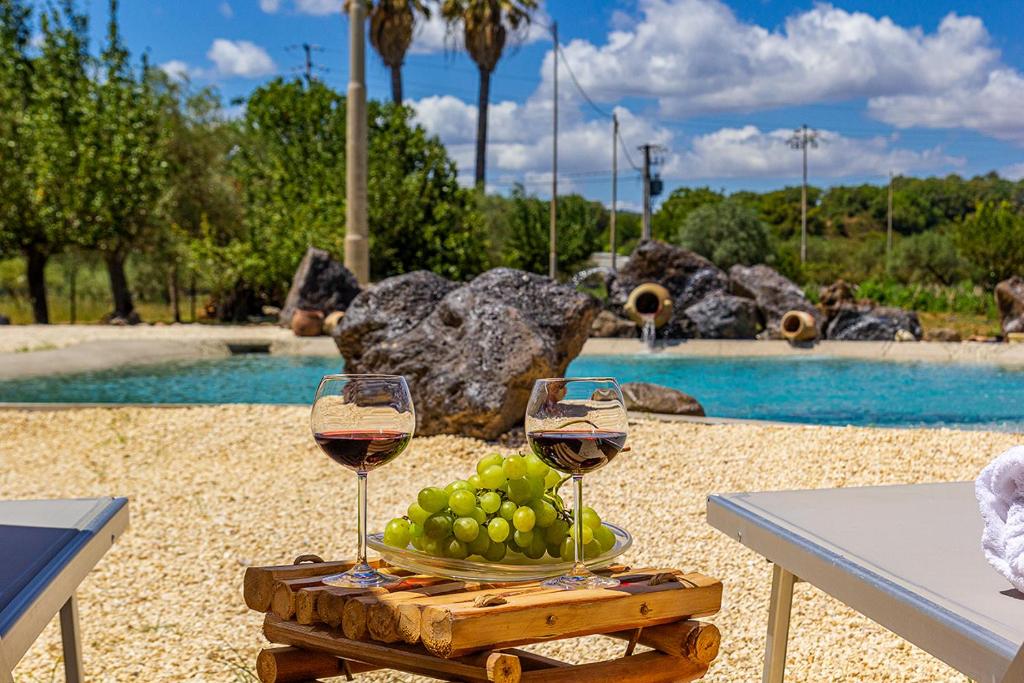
[
  {"left": 542, "top": 572, "right": 621, "bottom": 590},
  {"left": 322, "top": 566, "right": 401, "bottom": 589}
]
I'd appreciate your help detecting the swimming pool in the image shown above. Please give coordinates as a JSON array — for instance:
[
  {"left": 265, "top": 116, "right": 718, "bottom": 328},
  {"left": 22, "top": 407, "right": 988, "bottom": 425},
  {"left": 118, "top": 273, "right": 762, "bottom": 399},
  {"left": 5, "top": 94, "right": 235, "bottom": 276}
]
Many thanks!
[{"left": 1, "top": 353, "right": 1022, "bottom": 430}]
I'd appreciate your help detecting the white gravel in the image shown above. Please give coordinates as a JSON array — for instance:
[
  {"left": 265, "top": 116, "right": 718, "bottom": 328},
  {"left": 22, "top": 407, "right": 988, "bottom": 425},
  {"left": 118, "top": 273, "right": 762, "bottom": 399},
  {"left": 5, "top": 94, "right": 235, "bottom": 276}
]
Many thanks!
[{"left": 1, "top": 406, "right": 1016, "bottom": 682}]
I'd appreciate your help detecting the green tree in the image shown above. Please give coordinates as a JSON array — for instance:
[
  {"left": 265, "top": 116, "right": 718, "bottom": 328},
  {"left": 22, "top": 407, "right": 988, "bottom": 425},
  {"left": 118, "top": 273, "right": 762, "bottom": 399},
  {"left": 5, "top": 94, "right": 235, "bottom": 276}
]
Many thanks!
[
  {"left": 742, "top": 185, "right": 822, "bottom": 241},
  {"left": 363, "top": 0, "right": 430, "bottom": 103},
  {"left": 652, "top": 186, "right": 723, "bottom": 241},
  {"left": 892, "top": 230, "right": 964, "bottom": 286},
  {"left": 677, "top": 200, "right": 772, "bottom": 269},
  {"left": 955, "top": 201, "right": 1024, "bottom": 286},
  {"left": 440, "top": 0, "right": 538, "bottom": 187}
]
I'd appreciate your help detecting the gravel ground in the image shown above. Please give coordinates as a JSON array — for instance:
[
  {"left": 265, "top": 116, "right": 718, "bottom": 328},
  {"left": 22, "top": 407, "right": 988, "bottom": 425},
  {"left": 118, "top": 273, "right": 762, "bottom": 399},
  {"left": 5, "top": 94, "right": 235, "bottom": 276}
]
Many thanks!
[{"left": 1, "top": 406, "right": 1016, "bottom": 682}]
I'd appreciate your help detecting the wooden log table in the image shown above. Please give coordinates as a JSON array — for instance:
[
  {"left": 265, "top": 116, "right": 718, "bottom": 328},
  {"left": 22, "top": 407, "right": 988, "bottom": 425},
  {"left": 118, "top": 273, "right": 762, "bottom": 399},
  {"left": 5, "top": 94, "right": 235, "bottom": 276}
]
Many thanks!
[{"left": 243, "top": 557, "right": 723, "bottom": 682}]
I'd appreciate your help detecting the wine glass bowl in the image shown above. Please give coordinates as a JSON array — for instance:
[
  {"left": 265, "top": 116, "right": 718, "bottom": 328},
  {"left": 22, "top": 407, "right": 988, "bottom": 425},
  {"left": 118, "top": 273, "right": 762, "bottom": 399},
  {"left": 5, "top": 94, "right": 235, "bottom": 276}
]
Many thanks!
[
  {"left": 311, "top": 374, "right": 415, "bottom": 588},
  {"left": 525, "top": 377, "right": 628, "bottom": 590}
]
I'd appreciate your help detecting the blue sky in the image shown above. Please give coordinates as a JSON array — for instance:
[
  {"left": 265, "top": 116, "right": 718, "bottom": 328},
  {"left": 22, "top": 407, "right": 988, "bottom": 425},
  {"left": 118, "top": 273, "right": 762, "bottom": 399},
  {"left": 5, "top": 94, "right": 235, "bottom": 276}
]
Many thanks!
[{"left": 53, "top": 1, "right": 1024, "bottom": 209}]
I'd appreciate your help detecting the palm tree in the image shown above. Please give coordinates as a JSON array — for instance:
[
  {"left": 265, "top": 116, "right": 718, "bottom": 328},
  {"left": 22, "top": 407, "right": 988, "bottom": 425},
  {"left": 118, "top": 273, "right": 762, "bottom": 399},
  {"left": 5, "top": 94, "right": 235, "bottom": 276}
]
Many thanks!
[
  {"left": 440, "top": 0, "right": 538, "bottom": 187},
  {"left": 351, "top": 0, "right": 429, "bottom": 104}
]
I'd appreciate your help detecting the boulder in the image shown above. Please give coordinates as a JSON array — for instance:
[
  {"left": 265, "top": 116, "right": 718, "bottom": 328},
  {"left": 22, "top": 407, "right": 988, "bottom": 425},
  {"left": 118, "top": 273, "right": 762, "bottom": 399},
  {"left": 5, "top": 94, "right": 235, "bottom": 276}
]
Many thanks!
[
  {"left": 279, "top": 247, "right": 361, "bottom": 328},
  {"left": 102, "top": 310, "right": 141, "bottom": 325},
  {"left": 819, "top": 279, "right": 855, "bottom": 319},
  {"left": 606, "top": 240, "right": 728, "bottom": 338},
  {"left": 825, "top": 304, "right": 923, "bottom": 341},
  {"left": 0, "top": 314, "right": 9, "bottom": 325},
  {"left": 683, "top": 292, "right": 760, "bottom": 339},
  {"left": 337, "top": 268, "right": 599, "bottom": 439},
  {"left": 291, "top": 309, "right": 324, "bottom": 337},
  {"left": 729, "top": 264, "right": 821, "bottom": 338},
  {"left": 924, "top": 327, "right": 962, "bottom": 342},
  {"left": 590, "top": 310, "right": 637, "bottom": 338},
  {"left": 621, "top": 382, "right": 705, "bottom": 416},
  {"left": 322, "top": 311, "right": 345, "bottom": 336},
  {"left": 995, "top": 276, "right": 1024, "bottom": 335}
]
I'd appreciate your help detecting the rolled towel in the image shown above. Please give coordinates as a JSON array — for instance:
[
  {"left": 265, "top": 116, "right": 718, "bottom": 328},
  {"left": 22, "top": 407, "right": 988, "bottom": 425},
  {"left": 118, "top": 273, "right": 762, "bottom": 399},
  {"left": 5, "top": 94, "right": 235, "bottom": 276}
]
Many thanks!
[{"left": 975, "top": 445, "right": 1024, "bottom": 592}]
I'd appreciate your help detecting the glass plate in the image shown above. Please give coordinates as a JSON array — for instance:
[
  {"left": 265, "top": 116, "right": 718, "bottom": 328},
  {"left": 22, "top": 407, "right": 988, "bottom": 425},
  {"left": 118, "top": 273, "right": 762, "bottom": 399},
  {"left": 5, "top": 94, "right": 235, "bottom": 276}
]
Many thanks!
[{"left": 367, "top": 522, "right": 632, "bottom": 582}]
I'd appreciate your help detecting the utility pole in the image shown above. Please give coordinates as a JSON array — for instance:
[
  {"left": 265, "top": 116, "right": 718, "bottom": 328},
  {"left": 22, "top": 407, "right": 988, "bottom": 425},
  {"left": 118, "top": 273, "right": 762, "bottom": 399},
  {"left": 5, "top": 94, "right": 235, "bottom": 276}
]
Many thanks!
[
  {"left": 641, "top": 144, "right": 652, "bottom": 241},
  {"left": 886, "top": 170, "right": 894, "bottom": 273},
  {"left": 302, "top": 43, "right": 313, "bottom": 82},
  {"left": 345, "top": 2, "right": 369, "bottom": 284},
  {"left": 610, "top": 113, "right": 618, "bottom": 270},
  {"left": 788, "top": 124, "right": 819, "bottom": 264},
  {"left": 548, "top": 21, "right": 558, "bottom": 279}
]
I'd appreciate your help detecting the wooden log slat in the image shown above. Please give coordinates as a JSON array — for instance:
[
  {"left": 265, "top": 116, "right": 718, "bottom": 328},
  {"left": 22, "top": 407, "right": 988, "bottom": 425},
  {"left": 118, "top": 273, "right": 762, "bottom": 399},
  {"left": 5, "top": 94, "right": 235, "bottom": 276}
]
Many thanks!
[
  {"left": 420, "top": 573, "right": 722, "bottom": 658},
  {"left": 255, "top": 646, "right": 378, "bottom": 683},
  {"left": 263, "top": 615, "right": 518, "bottom": 682},
  {"left": 607, "top": 620, "right": 720, "bottom": 664},
  {"left": 271, "top": 578, "right": 334, "bottom": 620},
  {"left": 361, "top": 582, "right": 471, "bottom": 643},
  {"left": 519, "top": 650, "right": 707, "bottom": 683},
  {"left": 316, "top": 587, "right": 387, "bottom": 628},
  {"left": 295, "top": 587, "right": 334, "bottom": 625},
  {"left": 244, "top": 560, "right": 369, "bottom": 612}
]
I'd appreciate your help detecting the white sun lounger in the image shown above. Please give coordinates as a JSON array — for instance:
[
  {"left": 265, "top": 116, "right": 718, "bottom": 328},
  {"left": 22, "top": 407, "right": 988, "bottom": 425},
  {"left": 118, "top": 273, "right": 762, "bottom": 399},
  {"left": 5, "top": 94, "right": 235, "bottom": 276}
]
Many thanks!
[
  {"left": 0, "top": 498, "right": 128, "bottom": 683},
  {"left": 707, "top": 482, "right": 1023, "bottom": 683}
]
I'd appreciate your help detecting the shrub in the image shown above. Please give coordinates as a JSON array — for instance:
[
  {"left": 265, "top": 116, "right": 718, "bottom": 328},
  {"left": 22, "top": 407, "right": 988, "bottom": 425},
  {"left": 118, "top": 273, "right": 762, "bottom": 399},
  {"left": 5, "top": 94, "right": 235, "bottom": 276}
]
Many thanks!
[{"left": 676, "top": 201, "right": 772, "bottom": 269}]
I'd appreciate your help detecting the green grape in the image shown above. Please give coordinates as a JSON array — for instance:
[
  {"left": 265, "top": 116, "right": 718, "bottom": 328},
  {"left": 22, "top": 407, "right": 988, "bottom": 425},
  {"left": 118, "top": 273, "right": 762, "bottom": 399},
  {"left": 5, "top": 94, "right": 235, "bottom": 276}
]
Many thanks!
[
  {"left": 487, "top": 517, "right": 510, "bottom": 542},
  {"left": 480, "top": 465, "right": 507, "bottom": 489},
  {"left": 418, "top": 487, "right": 448, "bottom": 514},
  {"left": 594, "top": 524, "right": 616, "bottom": 553},
  {"left": 411, "top": 534, "right": 425, "bottom": 551},
  {"left": 513, "top": 529, "right": 534, "bottom": 548},
  {"left": 445, "top": 538, "right": 469, "bottom": 559},
  {"left": 544, "top": 469, "right": 562, "bottom": 490},
  {"left": 512, "top": 506, "right": 536, "bottom": 532},
  {"left": 483, "top": 540, "right": 507, "bottom": 562},
  {"left": 506, "top": 478, "right": 532, "bottom": 504},
  {"left": 406, "top": 503, "right": 430, "bottom": 526},
  {"left": 479, "top": 491, "right": 501, "bottom": 514},
  {"left": 525, "top": 453, "right": 550, "bottom": 479},
  {"left": 502, "top": 454, "right": 527, "bottom": 479},
  {"left": 467, "top": 474, "right": 483, "bottom": 490},
  {"left": 448, "top": 489, "right": 477, "bottom": 516},
  {"left": 421, "top": 537, "right": 444, "bottom": 556},
  {"left": 544, "top": 519, "right": 569, "bottom": 546},
  {"left": 450, "top": 480, "right": 473, "bottom": 491},
  {"left": 467, "top": 532, "right": 491, "bottom": 556},
  {"left": 383, "top": 518, "right": 411, "bottom": 548},
  {"left": 524, "top": 533, "right": 547, "bottom": 559},
  {"left": 546, "top": 541, "right": 562, "bottom": 558},
  {"left": 476, "top": 453, "right": 503, "bottom": 476},
  {"left": 584, "top": 540, "right": 602, "bottom": 559},
  {"left": 559, "top": 537, "right": 574, "bottom": 562},
  {"left": 581, "top": 507, "right": 602, "bottom": 530},
  {"left": 453, "top": 517, "right": 480, "bottom": 543},
  {"left": 470, "top": 507, "right": 487, "bottom": 524},
  {"left": 424, "top": 513, "right": 453, "bottom": 539},
  {"left": 498, "top": 501, "right": 517, "bottom": 521},
  {"left": 526, "top": 476, "right": 546, "bottom": 499},
  {"left": 529, "top": 500, "right": 557, "bottom": 528},
  {"left": 570, "top": 523, "right": 594, "bottom": 545},
  {"left": 409, "top": 522, "right": 424, "bottom": 539}
]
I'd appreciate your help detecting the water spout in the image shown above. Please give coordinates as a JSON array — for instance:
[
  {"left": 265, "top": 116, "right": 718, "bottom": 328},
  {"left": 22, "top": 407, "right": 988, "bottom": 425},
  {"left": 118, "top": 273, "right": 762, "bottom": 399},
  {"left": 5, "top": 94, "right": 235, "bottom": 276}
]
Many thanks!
[{"left": 641, "top": 317, "right": 657, "bottom": 350}]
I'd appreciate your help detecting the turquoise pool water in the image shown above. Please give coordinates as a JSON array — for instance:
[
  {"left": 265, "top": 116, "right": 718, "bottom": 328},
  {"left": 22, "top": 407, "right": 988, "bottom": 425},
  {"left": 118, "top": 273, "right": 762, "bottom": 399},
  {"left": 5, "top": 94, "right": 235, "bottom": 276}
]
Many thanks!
[{"left": 1, "top": 354, "right": 1022, "bottom": 430}]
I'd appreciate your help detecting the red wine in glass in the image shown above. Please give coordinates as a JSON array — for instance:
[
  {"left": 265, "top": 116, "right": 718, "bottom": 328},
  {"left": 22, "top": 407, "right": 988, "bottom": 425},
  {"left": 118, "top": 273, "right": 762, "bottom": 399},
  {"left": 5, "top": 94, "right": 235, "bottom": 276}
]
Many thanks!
[
  {"left": 314, "top": 429, "right": 411, "bottom": 472},
  {"left": 526, "top": 430, "right": 627, "bottom": 474}
]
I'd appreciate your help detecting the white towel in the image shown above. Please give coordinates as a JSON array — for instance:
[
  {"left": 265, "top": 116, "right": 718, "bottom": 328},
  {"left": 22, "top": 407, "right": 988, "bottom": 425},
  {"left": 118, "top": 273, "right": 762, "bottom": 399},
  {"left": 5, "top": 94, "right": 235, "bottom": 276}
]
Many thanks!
[{"left": 976, "top": 445, "right": 1024, "bottom": 593}]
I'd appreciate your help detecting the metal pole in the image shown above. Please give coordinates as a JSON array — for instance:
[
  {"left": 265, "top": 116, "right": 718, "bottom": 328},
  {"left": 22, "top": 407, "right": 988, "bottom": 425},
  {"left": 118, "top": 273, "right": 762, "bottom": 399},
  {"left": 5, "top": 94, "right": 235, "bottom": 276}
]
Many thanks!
[
  {"left": 641, "top": 144, "right": 652, "bottom": 241},
  {"left": 345, "top": 1, "right": 370, "bottom": 284},
  {"left": 800, "top": 125, "right": 808, "bottom": 265},
  {"left": 303, "top": 42, "right": 313, "bottom": 83},
  {"left": 548, "top": 21, "right": 558, "bottom": 279},
  {"left": 610, "top": 114, "right": 618, "bottom": 270},
  {"left": 887, "top": 170, "right": 894, "bottom": 274},
  {"left": 59, "top": 594, "right": 83, "bottom": 683},
  {"left": 763, "top": 564, "right": 796, "bottom": 683}
]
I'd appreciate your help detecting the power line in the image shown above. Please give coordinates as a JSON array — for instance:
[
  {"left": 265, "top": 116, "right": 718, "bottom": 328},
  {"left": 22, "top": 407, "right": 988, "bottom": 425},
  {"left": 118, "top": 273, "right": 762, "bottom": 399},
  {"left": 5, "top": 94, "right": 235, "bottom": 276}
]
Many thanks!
[{"left": 555, "top": 43, "right": 613, "bottom": 120}]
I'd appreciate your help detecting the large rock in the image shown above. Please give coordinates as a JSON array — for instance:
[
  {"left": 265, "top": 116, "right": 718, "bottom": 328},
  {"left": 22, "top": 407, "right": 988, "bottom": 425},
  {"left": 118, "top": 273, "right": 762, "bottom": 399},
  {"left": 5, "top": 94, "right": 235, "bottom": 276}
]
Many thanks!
[
  {"left": 0, "top": 314, "right": 9, "bottom": 325},
  {"left": 279, "top": 247, "right": 361, "bottom": 327},
  {"left": 683, "top": 292, "right": 760, "bottom": 339},
  {"left": 621, "top": 382, "right": 705, "bottom": 416},
  {"left": 729, "top": 264, "right": 821, "bottom": 338},
  {"left": 606, "top": 240, "right": 728, "bottom": 338},
  {"left": 825, "top": 304, "right": 923, "bottom": 341},
  {"left": 336, "top": 268, "right": 599, "bottom": 439},
  {"left": 819, "top": 279, "right": 855, "bottom": 319},
  {"left": 995, "top": 277, "right": 1024, "bottom": 335},
  {"left": 590, "top": 310, "right": 636, "bottom": 338}
]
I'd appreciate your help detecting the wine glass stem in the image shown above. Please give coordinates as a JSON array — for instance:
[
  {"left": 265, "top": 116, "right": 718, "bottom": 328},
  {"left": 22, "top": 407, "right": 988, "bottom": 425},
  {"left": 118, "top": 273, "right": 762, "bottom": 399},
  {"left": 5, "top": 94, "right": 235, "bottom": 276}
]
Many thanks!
[
  {"left": 356, "top": 471, "right": 369, "bottom": 568},
  {"left": 572, "top": 474, "right": 586, "bottom": 575}
]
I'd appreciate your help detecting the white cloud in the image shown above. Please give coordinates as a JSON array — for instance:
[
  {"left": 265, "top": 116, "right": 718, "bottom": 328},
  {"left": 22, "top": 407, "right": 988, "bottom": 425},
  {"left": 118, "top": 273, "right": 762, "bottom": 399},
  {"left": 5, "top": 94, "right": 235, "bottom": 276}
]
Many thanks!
[
  {"left": 411, "top": 3, "right": 549, "bottom": 54},
  {"left": 160, "top": 59, "right": 191, "bottom": 82},
  {"left": 259, "top": 0, "right": 281, "bottom": 12},
  {"left": 219, "top": 1, "right": 234, "bottom": 18},
  {"left": 294, "top": 0, "right": 341, "bottom": 15},
  {"left": 207, "top": 39, "right": 277, "bottom": 78},
  {"left": 1001, "top": 163, "right": 1024, "bottom": 181}
]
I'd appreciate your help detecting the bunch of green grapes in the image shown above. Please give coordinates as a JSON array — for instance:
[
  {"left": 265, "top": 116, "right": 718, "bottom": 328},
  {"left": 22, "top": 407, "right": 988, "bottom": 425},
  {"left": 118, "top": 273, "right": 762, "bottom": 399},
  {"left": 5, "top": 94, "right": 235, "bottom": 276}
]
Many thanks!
[{"left": 382, "top": 452, "right": 616, "bottom": 562}]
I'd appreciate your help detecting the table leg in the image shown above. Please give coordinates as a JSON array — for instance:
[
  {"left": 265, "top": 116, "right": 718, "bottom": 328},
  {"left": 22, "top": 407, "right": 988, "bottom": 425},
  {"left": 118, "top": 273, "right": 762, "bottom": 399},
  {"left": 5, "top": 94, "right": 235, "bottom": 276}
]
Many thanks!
[
  {"left": 59, "top": 594, "right": 83, "bottom": 683},
  {"left": 763, "top": 564, "right": 796, "bottom": 683}
]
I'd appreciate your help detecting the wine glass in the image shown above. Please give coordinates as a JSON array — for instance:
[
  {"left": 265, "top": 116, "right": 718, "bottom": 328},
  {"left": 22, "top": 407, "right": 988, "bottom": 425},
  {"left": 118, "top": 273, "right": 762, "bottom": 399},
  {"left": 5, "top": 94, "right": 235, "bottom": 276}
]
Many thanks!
[
  {"left": 311, "top": 374, "right": 415, "bottom": 588},
  {"left": 525, "top": 377, "right": 628, "bottom": 590}
]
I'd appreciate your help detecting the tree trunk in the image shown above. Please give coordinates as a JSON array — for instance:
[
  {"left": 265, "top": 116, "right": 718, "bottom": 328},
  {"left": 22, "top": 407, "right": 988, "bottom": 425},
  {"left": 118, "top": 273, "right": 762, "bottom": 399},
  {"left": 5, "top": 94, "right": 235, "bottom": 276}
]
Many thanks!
[
  {"left": 25, "top": 246, "right": 49, "bottom": 324},
  {"left": 168, "top": 265, "right": 181, "bottom": 323},
  {"left": 105, "top": 252, "right": 136, "bottom": 321},
  {"left": 475, "top": 67, "right": 491, "bottom": 188},
  {"left": 390, "top": 65, "right": 403, "bottom": 104}
]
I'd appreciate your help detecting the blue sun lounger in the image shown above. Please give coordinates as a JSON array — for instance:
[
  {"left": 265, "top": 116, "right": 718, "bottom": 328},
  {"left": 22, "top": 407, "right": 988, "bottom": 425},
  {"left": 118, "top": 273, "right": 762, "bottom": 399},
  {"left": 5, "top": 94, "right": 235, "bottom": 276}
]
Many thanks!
[{"left": 0, "top": 498, "right": 128, "bottom": 683}]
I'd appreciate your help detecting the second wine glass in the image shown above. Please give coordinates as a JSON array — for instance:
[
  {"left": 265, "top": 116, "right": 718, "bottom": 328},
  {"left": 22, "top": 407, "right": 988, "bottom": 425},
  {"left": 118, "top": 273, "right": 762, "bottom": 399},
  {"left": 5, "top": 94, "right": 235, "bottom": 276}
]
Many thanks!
[
  {"left": 311, "top": 374, "right": 415, "bottom": 588},
  {"left": 525, "top": 377, "right": 628, "bottom": 590}
]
